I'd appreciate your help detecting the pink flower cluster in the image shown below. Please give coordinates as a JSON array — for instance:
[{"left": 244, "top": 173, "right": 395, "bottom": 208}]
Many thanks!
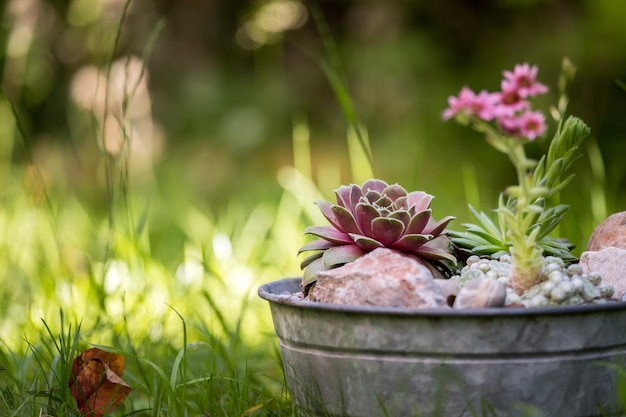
[{"left": 443, "top": 63, "right": 548, "bottom": 140}]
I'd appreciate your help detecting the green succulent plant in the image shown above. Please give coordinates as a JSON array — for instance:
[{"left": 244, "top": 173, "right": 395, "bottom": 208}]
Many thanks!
[
  {"left": 449, "top": 116, "right": 590, "bottom": 265},
  {"left": 299, "top": 179, "right": 456, "bottom": 292}
]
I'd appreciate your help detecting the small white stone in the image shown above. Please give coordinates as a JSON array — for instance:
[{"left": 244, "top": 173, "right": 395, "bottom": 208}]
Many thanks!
[
  {"left": 497, "top": 276, "right": 509, "bottom": 285},
  {"left": 567, "top": 264, "right": 583, "bottom": 276},
  {"left": 548, "top": 271, "right": 565, "bottom": 283},
  {"left": 599, "top": 284, "right": 615, "bottom": 298},
  {"left": 544, "top": 262, "right": 562, "bottom": 273},
  {"left": 526, "top": 294, "right": 549, "bottom": 307},
  {"left": 542, "top": 281, "right": 555, "bottom": 296},
  {"left": 570, "top": 277, "right": 584, "bottom": 291},
  {"left": 588, "top": 273, "right": 602, "bottom": 286},
  {"left": 550, "top": 287, "right": 567, "bottom": 302},
  {"left": 466, "top": 255, "right": 481, "bottom": 266},
  {"left": 453, "top": 278, "right": 506, "bottom": 309},
  {"left": 558, "top": 281, "right": 574, "bottom": 295}
]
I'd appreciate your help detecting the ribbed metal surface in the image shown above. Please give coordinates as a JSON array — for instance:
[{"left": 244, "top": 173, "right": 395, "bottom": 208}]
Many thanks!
[{"left": 259, "top": 278, "right": 626, "bottom": 417}]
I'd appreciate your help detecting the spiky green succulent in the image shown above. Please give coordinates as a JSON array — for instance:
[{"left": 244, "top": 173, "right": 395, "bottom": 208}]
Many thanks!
[
  {"left": 299, "top": 179, "right": 456, "bottom": 290},
  {"left": 449, "top": 116, "right": 590, "bottom": 265}
]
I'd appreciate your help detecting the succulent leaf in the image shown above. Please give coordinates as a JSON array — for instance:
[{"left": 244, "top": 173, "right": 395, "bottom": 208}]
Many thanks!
[
  {"left": 392, "top": 234, "right": 431, "bottom": 251},
  {"left": 302, "top": 257, "right": 326, "bottom": 287},
  {"left": 424, "top": 215, "right": 456, "bottom": 236},
  {"left": 406, "top": 191, "right": 434, "bottom": 213},
  {"left": 383, "top": 184, "right": 408, "bottom": 201},
  {"left": 304, "top": 225, "right": 352, "bottom": 244},
  {"left": 405, "top": 210, "right": 431, "bottom": 234},
  {"left": 355, "top": 202, "right": 379, "bottom": 236},
  {"left": 371, "top": 217, "right": 405, "bottom": 246},
  {"left": 330, "top": 205, "right": 361, "bottom": 234},
  {"left": 314, "top": 200, "right": 342, "bottom": 230},
  {"left": 300, "top": 252, "right": 323, "bottom": 269},
  {"left": 375, "top": 195, "right": 394, "bottom": 208},
  {"left": 365, "top": 190, "right": 382, "bottom": 203},
  {"left": 350, "top": 233, "right": 385, "bottom": 251},
  {"left": 362, "top": 179, "right": 387, "bottom": 194},
  {"left": 298, "top": 239, "right": 336, "bottom": 254},
  {"left": 335, "top": 184, "right": 356, "bottom": 211},
  {"left": 349, "top": 184, "right": 363, "bottom": 211},
  {"left": 414, "top": 243, "right": 458, "bottom": 263},
  {"left": 389, "top": 210, "right": 411, "bottom": 228},
  {"left": 395, "top": 195, "right": 409, "bottom": 210},
  {"left": 322, "top": 245, "right": 366, "bottom": 268}
]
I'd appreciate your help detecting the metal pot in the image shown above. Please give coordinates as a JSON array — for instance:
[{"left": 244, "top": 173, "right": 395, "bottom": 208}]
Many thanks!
[{"left": 259, "top": 277, "right": 626, "bottom": 417}]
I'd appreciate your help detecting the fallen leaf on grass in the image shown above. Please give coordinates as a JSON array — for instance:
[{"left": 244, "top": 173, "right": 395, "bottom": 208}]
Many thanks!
[{"left": 69, "top": 347, "right": 131, "bottom": 417}]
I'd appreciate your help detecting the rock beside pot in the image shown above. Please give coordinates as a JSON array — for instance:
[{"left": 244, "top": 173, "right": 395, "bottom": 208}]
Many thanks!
[
  {"left": 580, "top": 247, "right": 626, "bottom": 300},
  {"left": 309, "top": 248, "right": 448, "bottom": 308},
  {"left": 587, "top": 211, "right": 626, "bottom": 251},
  {"left": 581, "top": 211, "right": 626, "bottom": 299}
]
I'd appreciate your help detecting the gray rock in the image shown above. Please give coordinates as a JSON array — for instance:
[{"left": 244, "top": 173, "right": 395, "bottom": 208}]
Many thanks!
[
  {"left": 310, "top": 248, "right": 448, "bottom": 308},
  {"left": 453, "top": 277, "right": 507, "bottom": 309},
  {"left": 580, "top": 247, "right": 626, "bottom": 298},
  {"left": 434, "top": 279, "right": 461, "bottom": 307}
]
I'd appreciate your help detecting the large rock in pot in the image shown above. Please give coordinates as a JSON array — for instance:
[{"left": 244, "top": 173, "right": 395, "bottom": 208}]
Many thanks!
[
  {"left": 581, "top": 211, "right": 626, "bottom": 299},
  {"left": 309, "top": 248, "right": 448, "bottom": 308},
  {"left": 587, "top": 211, "right": 626, "bottom": 251}
]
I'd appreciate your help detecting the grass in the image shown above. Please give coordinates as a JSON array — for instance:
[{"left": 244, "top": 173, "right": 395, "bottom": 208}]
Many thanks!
[{"left": 0, "top": 1, "right": 307, "bottom": 414}]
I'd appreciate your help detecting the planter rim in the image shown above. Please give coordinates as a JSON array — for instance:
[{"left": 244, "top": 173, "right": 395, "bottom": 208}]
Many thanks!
[{"left": 259, "top": 277, "right": 626, "bottom": 317}]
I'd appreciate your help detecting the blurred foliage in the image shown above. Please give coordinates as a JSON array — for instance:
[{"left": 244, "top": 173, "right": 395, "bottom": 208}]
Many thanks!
[
  {"left": 0, "top": 0, "right": 624, "bottom": 236},
  {"left": 0, "top": 0, "right": 626, "bottom": 413}
]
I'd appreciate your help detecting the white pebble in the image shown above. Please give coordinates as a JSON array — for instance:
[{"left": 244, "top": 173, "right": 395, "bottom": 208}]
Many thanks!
[
  {"left": 558, "top": 281, "right": 574, "bottom": 295},
  {"left": 527, "top": 294, "right": 549, "bottom": 307},
  {"left": 570, "top": 277, "right": 584, "bottom": 291},
  {"left": 544, "top": 262, "right": 562, "bottom": 273},
  {"left": 588, "top": 273, "right": 602, "bottom": 286},
  {"left": 599, "top": 285, "right": 614, "bottom": 298},
  {"left": 485, "top": 270, "right": 498, "bottom": 280},
  {"left": 550, "top": 287, "right": 567, "bottom": 302},
  {"left": 566, "top": 264, "right": 583, "bottom": 276},
  {"left": 548, "top": 271, "right": 565, "bottom": 283},
  {"left": 542, "top": 281, "right": 555, "bottom": 296}
]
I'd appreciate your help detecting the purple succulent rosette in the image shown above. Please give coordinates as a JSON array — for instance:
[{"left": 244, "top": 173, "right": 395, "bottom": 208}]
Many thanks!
[{"left": 299, "top": 179, "right": 456, "bottom": 290}]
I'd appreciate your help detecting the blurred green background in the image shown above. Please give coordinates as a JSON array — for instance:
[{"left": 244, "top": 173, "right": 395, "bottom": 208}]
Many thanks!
[{"left": 0, "top": 0, "right": 626, "bottom": 407}]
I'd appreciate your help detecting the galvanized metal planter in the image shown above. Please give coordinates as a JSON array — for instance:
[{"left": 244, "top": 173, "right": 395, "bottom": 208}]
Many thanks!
[{"left": 259, "top": 277, "right": 626, "bottom": 417}]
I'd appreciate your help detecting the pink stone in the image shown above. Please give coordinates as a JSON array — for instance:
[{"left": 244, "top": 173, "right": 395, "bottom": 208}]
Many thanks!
[
  {"left": 580, "top": 247, "right": 626, "bottom": 298},
  {"left": 309, "top": 248, "right": 448, "bottom": 308},
  {"left": 587, "top": 211, "right": 626, "bottom": 251}
]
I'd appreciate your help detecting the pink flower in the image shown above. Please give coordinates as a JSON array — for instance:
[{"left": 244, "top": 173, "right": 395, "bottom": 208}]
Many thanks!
[
  {"left": 517, "top": 110, "right": 546, "bottom": 140},
  {"left": 497, "top": 80, "right": 530, "bottom": 115},
  {"left": 496, "top": 115, "right": 521, "bottom": 137},
  {"left": 497, "top": 110, "right": 546, "bottom": 140},
  {"left": 442, "top": 87, "right": 499, "bottom": 121},
  {"left": 502, "top": 63, "right": 549, "bottom": 98}
]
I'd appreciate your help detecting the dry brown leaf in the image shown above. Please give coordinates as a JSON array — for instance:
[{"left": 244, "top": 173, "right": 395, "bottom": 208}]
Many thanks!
[{"left": 69, "top": 347, "right": 131, "bottom": 417}]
